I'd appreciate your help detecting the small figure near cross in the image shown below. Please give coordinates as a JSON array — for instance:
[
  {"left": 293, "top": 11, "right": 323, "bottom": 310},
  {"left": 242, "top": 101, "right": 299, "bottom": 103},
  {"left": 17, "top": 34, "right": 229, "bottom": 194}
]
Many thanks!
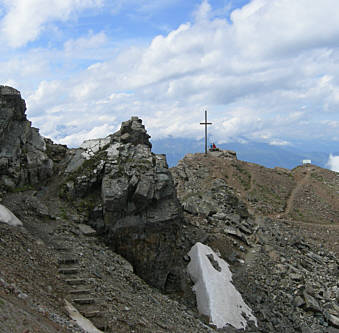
[{"left": 200, "top": 110, "right": 212, "bottom": 155}]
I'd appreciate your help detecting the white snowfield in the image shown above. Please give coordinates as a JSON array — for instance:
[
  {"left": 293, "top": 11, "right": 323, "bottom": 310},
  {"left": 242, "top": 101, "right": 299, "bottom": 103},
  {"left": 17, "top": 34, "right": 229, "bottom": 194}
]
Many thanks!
[
  {"left": 0, "top": 204, "right": 23, "bottom": 227},
  {"left": 187, "top": 242, "right": 257, "bottom": 330}
]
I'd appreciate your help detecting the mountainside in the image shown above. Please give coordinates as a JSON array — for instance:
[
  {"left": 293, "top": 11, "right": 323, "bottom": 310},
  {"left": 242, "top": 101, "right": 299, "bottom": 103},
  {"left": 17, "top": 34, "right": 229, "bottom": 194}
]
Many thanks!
[
  {"left": 171, "top": 151, "right": 339, "bottom": 332},
  {"left": 1, "top": 86, "right": 339, "bottom": 333},
  {"left": 172, "top": 151, "right": 339, "bottom": 225}
]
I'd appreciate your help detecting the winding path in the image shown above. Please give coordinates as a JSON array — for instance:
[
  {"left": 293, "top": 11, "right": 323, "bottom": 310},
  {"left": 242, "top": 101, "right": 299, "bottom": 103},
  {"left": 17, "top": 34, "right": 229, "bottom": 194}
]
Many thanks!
[{"left": 282, "top": 169, "right": 310, "bottom": 217}]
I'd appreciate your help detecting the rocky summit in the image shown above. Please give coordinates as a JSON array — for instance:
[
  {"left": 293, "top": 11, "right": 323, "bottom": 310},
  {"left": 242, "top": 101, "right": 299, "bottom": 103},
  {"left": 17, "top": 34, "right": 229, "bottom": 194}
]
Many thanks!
[{"left": 0, "top": 86, "right": 339, "bottom": 333}]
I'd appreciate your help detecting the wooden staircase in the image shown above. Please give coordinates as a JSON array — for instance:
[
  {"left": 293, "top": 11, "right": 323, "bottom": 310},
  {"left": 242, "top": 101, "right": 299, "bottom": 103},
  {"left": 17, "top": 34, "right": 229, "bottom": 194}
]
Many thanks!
[{"left": 54, "top": 226, "right": 110, "bottom": 331}]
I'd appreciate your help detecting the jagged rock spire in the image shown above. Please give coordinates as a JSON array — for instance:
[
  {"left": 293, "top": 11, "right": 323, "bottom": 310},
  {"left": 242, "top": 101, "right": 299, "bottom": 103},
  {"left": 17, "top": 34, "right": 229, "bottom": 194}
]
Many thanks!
[{"left": 119, "top": 116, "right": 152, "bottom": 148}]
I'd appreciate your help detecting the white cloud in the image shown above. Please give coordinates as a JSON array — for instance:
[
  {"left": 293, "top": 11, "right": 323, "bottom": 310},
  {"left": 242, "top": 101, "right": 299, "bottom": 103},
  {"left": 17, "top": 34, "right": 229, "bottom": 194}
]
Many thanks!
[
  {"left": 64, "top": 31, "right": 108, "bottom": 56},
  {"left": 0, "top": 0, "right": 103, "bottom": 47},
  {"left": 28, "top": 80, "right": 64, "bottom": 109},
  {"left": 193, "top": 0, "right": 212, "bottom": 23},
  {"left": 3, "top": 0, "right": 339, "bottom": 148},
  {"left": 231, "top": 0, "right": 339, "bottom": 58},
  {"left": 269, "top": 139, "right": 290, "bottom": 146},
  {"left": 327, "top": 155, "right": 339, "bottom": 172}
]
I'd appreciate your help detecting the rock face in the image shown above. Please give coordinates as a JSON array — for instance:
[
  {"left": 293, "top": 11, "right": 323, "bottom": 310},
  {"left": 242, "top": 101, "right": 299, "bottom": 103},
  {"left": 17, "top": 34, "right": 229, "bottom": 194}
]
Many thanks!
[
  {"left": 63, "top": 117, "right": 183, "bottom": 290},
  {"left": 0, "top": 86, "right": 66, "bottom": 190}
]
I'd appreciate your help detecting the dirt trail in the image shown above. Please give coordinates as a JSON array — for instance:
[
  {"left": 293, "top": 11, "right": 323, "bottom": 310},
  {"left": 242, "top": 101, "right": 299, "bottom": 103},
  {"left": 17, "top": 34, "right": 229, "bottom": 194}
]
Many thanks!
[{"left": 282, "top": 169, "right": 310, "bottom": 217}]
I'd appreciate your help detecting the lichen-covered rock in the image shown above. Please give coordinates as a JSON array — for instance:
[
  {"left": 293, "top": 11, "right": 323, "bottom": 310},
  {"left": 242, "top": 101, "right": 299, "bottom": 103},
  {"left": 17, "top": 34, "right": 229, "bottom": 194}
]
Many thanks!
[
  {"left": 63, "top": 117, "right": 183, "bottom": 290},
  {"left": 0, "top": 86, "right": 64, "bottom": 190}
]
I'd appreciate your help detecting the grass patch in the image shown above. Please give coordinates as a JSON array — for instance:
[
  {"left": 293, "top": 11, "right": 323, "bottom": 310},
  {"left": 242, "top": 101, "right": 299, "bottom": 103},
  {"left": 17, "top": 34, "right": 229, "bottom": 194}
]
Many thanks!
[
  {"left": 59, "top": 207, "right": 68, "bottom": 220},
  {"left": 311, "top": 172, "right": 324, "bottom": 182},
  {"left": 9, "top": 185, "right": 34, "bottom": 193}
]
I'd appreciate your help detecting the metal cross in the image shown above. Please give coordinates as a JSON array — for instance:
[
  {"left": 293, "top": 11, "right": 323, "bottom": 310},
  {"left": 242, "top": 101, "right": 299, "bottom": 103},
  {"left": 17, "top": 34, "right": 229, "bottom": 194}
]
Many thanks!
[{"left": 200, "top": 110, "right": 212, "bottom": 155}]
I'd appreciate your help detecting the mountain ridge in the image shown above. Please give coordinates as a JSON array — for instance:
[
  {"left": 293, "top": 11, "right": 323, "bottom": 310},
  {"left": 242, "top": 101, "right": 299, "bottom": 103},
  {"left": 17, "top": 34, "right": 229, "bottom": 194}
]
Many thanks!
[{"left": 1, "top": 86, "right": 339, "bottom": 333}]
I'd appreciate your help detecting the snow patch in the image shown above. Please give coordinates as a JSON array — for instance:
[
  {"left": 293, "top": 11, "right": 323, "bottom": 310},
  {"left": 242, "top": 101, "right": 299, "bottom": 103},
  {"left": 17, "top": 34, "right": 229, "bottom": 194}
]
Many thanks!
[
  {"left": 65, "top": 300, "right": 103, "bottom": 333},
  {"left": 0, "top": 204, "right": 23, "bottom": 226},
  {"left": 187, "top": 242, "right": 257, "bottom": 329}
]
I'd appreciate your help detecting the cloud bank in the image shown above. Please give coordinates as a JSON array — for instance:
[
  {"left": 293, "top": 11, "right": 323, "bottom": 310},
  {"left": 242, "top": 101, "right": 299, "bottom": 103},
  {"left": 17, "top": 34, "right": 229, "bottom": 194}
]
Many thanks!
[
  {"left": 1, "top": 0, "right": 339, "bottom": 149},
  {"left": 327, "top": 155, "right": 339, "bottom": 172}
]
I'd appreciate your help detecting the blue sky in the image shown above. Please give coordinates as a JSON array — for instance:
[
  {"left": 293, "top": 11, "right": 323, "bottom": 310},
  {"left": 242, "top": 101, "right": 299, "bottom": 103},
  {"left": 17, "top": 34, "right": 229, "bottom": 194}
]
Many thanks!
[{"left": 0, "top": 0, "right": 338, "bottom": 170}]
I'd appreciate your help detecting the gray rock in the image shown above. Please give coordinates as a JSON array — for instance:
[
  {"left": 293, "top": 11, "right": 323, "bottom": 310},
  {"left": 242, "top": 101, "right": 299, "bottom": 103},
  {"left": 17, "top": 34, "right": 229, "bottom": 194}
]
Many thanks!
[
  {"left": 303, "top": 291, "right": 321, "bottom": 313},
  {"left": 325, "top": 312, "right": 339, "bottom": 328},
  {"left": 0, "top": 86, "right": 57, "bottom": 189},
  {"left": 78, "top": 224, "right": 96, "bottom": 236},
  {"left": 300, "top": 327, "right": 315, "bottom": 333},
  {"left": 120, "top": 117, "right": 151, "bottom": 147},
  {"left": 65, "top": 149, "right": 86, "bottom": 173},
  {"left": 294, "top": 296, "right": 305, "bottom": 307}
]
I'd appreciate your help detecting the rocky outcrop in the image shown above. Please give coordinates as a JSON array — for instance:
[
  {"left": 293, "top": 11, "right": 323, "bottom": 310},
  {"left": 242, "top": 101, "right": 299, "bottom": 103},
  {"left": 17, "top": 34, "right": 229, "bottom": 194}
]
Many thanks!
[
  {"left": 62, "top": 117, "right": 183, "bottom": 291},
  {"left": 0, "top": 86, "right": 66, "bottom": 191}
]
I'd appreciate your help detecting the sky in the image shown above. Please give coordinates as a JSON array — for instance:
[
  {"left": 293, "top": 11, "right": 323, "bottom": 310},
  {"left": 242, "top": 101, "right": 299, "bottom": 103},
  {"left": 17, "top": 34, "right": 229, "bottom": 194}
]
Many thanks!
[{"left": 0, "top": 0, "right": 338, "bottom": 170}]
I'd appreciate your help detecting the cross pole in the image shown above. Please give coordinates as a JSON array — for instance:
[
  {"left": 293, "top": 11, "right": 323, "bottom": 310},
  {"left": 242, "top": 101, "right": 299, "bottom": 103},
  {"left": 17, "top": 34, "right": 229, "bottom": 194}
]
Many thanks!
[{"left": 200, "top": 110, "right": 212, "bottom": 155}]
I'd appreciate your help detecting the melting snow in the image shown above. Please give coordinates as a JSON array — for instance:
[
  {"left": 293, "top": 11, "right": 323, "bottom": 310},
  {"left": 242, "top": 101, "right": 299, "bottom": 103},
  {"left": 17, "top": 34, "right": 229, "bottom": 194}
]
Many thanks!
[
  {"left": 187, "top": 242, "right": 257, "bottom": 329},
  {"left": 0, "top": 204, "right": 23, "bottom": 226},
  {"left": 65, "top": 300, "right": 103, "bottom": 333}
]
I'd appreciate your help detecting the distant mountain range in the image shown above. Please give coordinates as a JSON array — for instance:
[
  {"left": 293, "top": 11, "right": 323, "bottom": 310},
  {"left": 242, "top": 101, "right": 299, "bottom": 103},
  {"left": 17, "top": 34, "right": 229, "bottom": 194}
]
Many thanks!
[{"left": 152, "top": 137, "right": 338, "bottom": 169}]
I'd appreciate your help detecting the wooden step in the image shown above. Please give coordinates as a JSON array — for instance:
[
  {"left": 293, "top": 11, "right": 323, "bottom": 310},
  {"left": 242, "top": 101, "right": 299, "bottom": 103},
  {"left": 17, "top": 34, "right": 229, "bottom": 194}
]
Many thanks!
[
  {"left": 58, "top": 268, "right": 79, "bottom": 274},
  {"left": 82, "top": 310, "right": 101, "bottom": 319},
  {"left": 58, "top": 257, "right": 78, "bottom": 265},
  {"left": 93, "top": 321, "right": 110, "bottom": 331},
  {"left": 54, "top": 245, "right": 71, "bottom": 252},
  {"left": 73, "top": 298, "right": 95, "bottom": 305},
  {"left": 65, "top": 278, "right": 86, "bottom": 285},
  {"left": 69, "top": 289, "right": 91, "bottom": 295}
]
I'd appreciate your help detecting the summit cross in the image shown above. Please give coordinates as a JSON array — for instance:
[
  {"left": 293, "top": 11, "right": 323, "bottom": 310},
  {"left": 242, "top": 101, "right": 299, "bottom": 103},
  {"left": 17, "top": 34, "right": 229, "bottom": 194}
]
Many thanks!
[{"left": 200, "top": 110, "right": 212, "bottom": 155}]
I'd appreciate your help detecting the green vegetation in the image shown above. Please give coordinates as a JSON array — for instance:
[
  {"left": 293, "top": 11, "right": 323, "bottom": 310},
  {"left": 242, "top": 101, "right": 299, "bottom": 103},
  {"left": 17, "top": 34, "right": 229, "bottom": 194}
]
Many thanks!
[
  {"left": 76, "top": 196, "right": 97, "bottom": 213},
  {"left": 311, "top": 172, "right": 324, "bottom": 182},
  {"left": 9, "top": 185, "right": 34, "bottom": 193},
  {"left": 59, "top": 206, "right": 68, "bottom": 220},
  {"left": 234, "top": 164, "right": 251, "bottom": 190}
]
